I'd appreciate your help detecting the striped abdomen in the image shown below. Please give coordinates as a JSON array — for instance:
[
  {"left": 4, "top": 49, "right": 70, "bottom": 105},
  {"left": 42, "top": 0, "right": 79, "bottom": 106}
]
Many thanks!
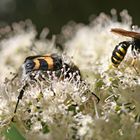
[
  {"left": 24, "top": 54, "right": 63, "bottom": 74},
  {"left": 111, "top": 41, "right": 130, "bottom": 67}
]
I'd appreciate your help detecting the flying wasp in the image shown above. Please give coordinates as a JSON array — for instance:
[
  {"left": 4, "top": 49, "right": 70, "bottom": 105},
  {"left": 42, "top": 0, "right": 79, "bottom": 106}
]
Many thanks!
[
  {"left": 12, "top": 53, "right": 99, "bottom": 121},
  {"left": 111, "top": 28, "right": 140, "bottom": 67}
]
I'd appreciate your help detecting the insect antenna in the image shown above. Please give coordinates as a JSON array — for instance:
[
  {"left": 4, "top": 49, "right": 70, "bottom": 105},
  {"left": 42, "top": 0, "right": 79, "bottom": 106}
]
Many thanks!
[{"left": 11, "top": 83, "right": 28, "bottom": 121}]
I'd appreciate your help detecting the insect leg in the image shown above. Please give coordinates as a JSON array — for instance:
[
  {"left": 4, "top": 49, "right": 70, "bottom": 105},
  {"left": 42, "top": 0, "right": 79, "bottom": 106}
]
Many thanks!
[
  {"left": 131, "top": 45, "right": 139, "bottom": 74},
  {"left": 50, "top": 83, "right": 56, "bottom": 96},
  {"left": 91, "top": 92, "right": 100, "bottom": 103},
  {"left": 131, "top": 44, "right": 137, "bottom": 58}
]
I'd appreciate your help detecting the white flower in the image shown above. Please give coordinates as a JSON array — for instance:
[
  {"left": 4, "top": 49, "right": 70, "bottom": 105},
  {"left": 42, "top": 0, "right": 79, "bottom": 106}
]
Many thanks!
[{"left": 1, "top": 10, "right": 140, "bottom": 140}]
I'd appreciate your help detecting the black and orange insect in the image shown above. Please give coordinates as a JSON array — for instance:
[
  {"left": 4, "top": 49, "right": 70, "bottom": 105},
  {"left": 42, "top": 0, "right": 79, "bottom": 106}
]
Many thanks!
[
  {"left": 23, "top": 53, "right": 81, "bottom": 80},
  {"left": 111, "top": 28, "right": 140, "bottom": 67},
  {"left": 12, "top": 54, "right": 99, "bottom": 121}
]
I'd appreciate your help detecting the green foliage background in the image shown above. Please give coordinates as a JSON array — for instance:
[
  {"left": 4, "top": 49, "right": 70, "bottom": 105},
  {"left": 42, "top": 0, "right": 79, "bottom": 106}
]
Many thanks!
[{"left": 0, "top": 0, "right": 140, "bottom": 34}]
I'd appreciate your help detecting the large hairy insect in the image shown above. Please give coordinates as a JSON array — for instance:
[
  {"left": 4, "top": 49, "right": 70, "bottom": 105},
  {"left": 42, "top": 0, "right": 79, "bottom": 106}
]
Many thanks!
[
  {"left": 12, "top": 54, "right": 99, "bottom": 121},
  {"left": 111, "top": 28, "right": 140, "bottom": 67}
]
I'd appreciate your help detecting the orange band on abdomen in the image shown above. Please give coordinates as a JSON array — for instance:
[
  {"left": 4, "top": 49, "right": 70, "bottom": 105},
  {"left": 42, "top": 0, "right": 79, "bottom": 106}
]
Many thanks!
[
  {"left": 44, "top": 56, "right": 54, "bottom": 70},
  {"left": 33, "top": 59, "right": 40, "bottom": 70}
]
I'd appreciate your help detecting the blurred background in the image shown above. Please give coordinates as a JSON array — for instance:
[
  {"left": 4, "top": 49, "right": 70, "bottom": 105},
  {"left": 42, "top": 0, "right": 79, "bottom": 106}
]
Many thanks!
[{"left": 0, "top": 0, "right": 139, "bottom": 36}]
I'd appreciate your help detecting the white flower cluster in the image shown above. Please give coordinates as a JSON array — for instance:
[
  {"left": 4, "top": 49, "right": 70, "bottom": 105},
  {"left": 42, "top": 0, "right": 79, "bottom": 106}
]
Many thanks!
[{"left": 1, "top": 10, "right": 140, "bottom": 140}]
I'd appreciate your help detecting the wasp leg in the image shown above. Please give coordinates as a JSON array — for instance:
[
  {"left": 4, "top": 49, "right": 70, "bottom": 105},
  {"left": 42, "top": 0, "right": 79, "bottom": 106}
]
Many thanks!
[
  {"left": 131, "top": 57, "right": 139, "bottom": 74},
  {"left": 131, "top": 56, "right": 137, "bottom": 66},
  {"left": 11, "top": 83, "right": 28, "bottom": 122},
  {"left": 131, "top": 44, "right": 139, "bottom": 74},
  {"left": 131, "top": 49, "right": 139, "bottom": 74}
]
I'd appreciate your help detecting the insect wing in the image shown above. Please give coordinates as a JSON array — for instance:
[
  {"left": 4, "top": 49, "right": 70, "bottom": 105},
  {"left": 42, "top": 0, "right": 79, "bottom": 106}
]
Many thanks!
[{"left": 111, "top": 28, "right": 140, "bottom": 40}]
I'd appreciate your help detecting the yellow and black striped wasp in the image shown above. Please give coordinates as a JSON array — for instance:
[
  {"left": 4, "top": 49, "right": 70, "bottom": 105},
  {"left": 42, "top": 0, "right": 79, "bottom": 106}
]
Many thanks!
[
  {"left": 111, "top": 28, "right": 140, "bottom": 67},
  {"left": 12, "top": 53, "right": 99, "bottom": 121}
]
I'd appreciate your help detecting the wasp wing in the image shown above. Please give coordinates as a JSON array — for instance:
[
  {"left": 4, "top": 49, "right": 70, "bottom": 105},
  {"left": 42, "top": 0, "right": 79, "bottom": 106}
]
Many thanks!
[{"left": 111, "top": 28, "right": 140, "bottom": 40}]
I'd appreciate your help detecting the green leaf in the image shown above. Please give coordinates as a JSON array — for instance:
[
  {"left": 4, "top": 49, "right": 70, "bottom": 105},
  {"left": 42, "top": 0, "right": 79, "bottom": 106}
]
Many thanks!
[
  {"left": 4, "top": 123, "right": 25, "bottom": 140},
  {"left": 41, "top": 122, "right": 50, "bottom": 134}
]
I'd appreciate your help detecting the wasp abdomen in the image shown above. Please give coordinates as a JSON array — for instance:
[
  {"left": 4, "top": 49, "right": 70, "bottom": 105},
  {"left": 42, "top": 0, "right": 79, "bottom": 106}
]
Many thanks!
[{"left": 111, "top": 41, "right": 130, "bottom": 67}]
